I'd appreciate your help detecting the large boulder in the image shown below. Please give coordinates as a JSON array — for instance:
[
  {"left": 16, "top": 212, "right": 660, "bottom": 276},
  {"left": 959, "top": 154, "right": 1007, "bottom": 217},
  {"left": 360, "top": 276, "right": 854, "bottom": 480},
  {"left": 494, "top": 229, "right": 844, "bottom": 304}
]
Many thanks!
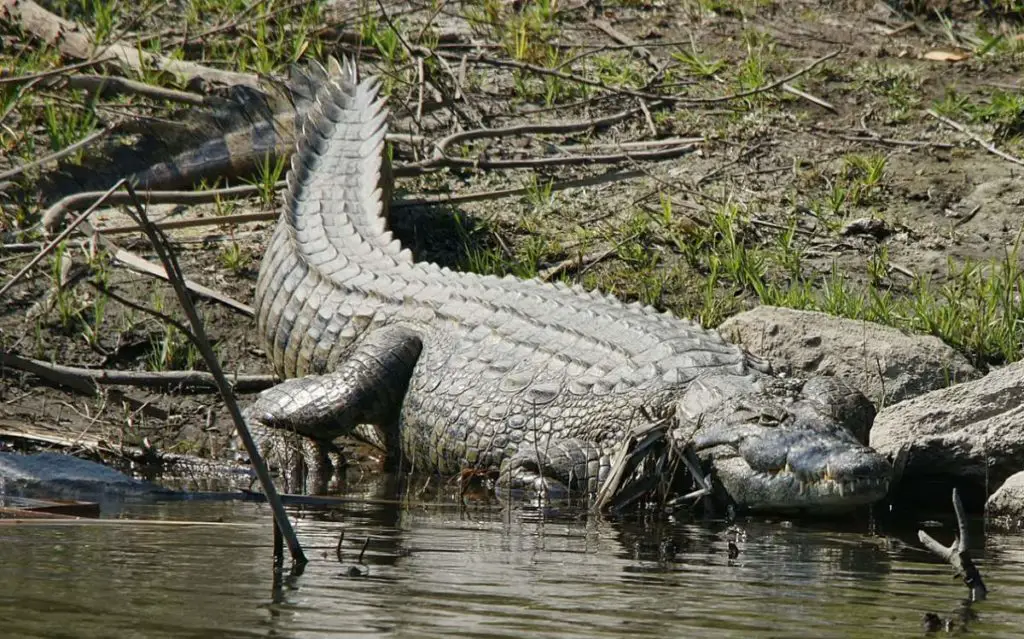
[
  {"left": 0, "top": 451, "right": 161, "bottom": 499},
  {"left": 869, "top": 360, "right": 1024, "bottom": 491},
  {"left": 987, "top": 471, "right": 1024, "bottom": 529},
  {"left": 718, "top": 306, "right": 978, "bottom": 406}
]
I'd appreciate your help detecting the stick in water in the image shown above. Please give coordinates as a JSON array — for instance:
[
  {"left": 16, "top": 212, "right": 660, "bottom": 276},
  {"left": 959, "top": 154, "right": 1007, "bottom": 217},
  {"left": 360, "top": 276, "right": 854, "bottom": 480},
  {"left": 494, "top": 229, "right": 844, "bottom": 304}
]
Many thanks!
[
  {"left": 120, "top": 181, "right": 307, "bottom": 566},
  {"left": 918, "top": 488, "right": 987, "bottom": 601}
]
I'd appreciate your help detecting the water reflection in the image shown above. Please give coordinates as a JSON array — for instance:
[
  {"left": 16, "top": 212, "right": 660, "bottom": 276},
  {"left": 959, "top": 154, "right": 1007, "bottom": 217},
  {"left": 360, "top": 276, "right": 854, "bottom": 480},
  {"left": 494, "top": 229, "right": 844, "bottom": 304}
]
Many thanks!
[{"left": 1, "top": 474, "right": 1023, "bottom": 638}]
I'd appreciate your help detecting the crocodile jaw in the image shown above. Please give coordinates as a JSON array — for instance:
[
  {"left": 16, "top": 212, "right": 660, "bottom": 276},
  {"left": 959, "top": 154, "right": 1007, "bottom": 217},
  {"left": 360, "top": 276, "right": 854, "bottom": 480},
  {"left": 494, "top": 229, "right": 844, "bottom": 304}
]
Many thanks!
[
  {"left": 712, "top": 454, "right": 892, "bottom": 512},
  {"left": 678, "top": 374, "right": 892, "bottom": 512}
]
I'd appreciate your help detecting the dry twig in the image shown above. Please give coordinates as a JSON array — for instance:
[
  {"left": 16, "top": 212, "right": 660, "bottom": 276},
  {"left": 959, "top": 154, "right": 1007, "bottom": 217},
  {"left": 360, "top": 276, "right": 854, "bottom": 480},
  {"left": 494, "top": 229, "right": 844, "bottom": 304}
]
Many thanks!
[
  {"left": 918, "top": 488, "right": 988, "bottom": 602},
  {"left": 447, "top": 49, "right": 841, "bottom": 106},
  {"left": 0, "top": 179, "right": 125, "bottom": 301},
  {"left": 0, "top": 127, "right": 112, "bottom": 183},
  {"left": 927, "top": 109, "right": 1024, "bottom": 167},
  {"left": 41, "top": 183, "right": 285, "bottom": 233},
  {"left": 120, "top": 182, "right": 305, "bottom": 565},
  {"left": 0, "top": 351, "right": 278, "bottom": 393},
  {"left": 64, "top": 74, "right": 208, "bottom": 106}
]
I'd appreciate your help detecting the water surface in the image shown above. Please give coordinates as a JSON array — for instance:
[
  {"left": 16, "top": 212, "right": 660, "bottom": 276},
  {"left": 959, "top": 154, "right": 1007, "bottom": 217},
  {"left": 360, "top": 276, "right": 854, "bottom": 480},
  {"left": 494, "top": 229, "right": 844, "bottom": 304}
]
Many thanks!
[{"left": 2, "top": 477, "right": 1022, "bottom": 638}]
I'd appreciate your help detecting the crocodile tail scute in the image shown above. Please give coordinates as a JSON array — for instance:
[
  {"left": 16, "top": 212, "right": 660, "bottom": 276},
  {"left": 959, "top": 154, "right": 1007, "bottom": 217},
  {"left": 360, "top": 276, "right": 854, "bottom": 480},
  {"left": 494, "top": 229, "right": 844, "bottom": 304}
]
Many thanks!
[{"left": 282, "top": 56, "right": 409, "bottom": 281}]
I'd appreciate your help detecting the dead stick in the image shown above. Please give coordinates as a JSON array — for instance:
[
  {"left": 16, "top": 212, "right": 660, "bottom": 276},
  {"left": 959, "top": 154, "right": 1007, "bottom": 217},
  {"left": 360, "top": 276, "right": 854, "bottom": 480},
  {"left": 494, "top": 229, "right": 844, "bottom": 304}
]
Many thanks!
[
  {"left": 591, "top": 18, "right": 659, "bottom": 70},
  {"left": 107, "top": 246, "right": 254, "bottom": 316},
  {"left": 926, "top": 108, "right": 1024, "bottom": 167},
  {"left": 0, "top": 56, "right": 114, "bottom": 85},
  {"left": 918, "top": 488, "right": 988, "bottom": 602},
  {"left": 0, "top": 178, "right": 125, "bottom": 301},
  {"left": 448, "top": 49, "right": 840, "bottom": 105},
  {"left": 0, "top": 351, "right": 278, "bottom": 393},
  {"left": 66, "top": 74, "right": 207, "bottom": 106},
  {"left": 42, "top": 182, "right": 284, "bottom": 232},
  {"left": 0, "top": 127, "right": 111, "bottom": 183},
  {"left": 429, "top": 106, "right": 646, "bottom": 157},
  {"left": 413, "top": 143, "right": 699, "bottom": 173},
  {"left": 63, "top": 169, "right": 649, "bottom": 237},
  {"left": 121, "top": 182, "right": 306, "bottom": 565},
  {"left": 782, "top": 83, "right": 836, "bottom": 112},
  {"left": 95, "top": 211, "right": 279, "bottom": 236},
  {"left": 40, "top": 131, "right": 426, "bottom": 231}
]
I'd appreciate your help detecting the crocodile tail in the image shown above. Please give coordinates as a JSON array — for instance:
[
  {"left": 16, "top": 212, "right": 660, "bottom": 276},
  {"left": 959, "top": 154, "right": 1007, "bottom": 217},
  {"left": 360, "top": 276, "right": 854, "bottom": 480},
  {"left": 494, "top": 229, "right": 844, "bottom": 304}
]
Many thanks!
[
  {"left": 128, "top": 61, "right": 339, "bottom": 190},
  {"left": 34, "top": 60, "right": 343, "bottom": 198},
  {"left": 281, "top": 56, "right": 409, "bottom": 279}
]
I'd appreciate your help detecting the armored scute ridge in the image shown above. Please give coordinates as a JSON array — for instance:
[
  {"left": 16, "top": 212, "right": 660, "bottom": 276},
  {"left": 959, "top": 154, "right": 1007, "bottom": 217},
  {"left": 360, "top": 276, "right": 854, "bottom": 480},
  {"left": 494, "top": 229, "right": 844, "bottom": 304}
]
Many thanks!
[{"left": 240, "top": 57, "right": 892, "bottom": 513}]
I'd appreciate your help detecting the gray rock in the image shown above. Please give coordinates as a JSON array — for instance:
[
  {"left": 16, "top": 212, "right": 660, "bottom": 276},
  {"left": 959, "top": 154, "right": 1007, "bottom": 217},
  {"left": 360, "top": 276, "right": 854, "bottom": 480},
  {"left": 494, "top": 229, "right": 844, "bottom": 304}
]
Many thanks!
[
  {"left": 987, "top": 471, "right": 1024, "bottom": 529},
  {"left": 870, "top": 360, "right": 1024, "bottom": 490},
  {"left": 718, "top": 306, "right": 978, "bottom": 407},
  {"left": 0, "top": 452, "right": 161, "bottom": 498}
]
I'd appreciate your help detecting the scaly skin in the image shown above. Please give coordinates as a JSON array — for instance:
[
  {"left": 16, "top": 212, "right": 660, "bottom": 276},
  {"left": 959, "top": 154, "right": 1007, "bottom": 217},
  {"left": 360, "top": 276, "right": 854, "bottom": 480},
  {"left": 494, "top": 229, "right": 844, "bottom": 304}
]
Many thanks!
[
  {"left": 130, "top": 61, "right": 333, "bottom": 191},
  {"left": 241, "top": 58, "right": 892, "bottom": 512}
]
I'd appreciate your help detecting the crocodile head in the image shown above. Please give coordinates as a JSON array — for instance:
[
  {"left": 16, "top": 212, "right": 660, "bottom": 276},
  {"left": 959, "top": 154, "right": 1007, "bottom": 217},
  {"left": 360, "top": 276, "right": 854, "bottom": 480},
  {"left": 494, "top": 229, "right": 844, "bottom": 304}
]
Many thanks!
[{"left": 674, "top": 374, "right": 892, "bottom": 513}]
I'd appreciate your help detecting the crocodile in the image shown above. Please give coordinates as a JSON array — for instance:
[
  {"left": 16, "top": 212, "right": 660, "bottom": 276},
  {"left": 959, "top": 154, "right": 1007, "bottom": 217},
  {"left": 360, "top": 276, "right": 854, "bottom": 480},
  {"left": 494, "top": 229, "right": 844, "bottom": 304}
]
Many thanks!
[
  {"left": 33, "top": 60, "right": 340, "bottom": 214},
  {"left": 240, "top": 57, "right": 893, "bottom": 513},
  {"left": 124, "top": 62, "right": 330, "bottom": 192}
]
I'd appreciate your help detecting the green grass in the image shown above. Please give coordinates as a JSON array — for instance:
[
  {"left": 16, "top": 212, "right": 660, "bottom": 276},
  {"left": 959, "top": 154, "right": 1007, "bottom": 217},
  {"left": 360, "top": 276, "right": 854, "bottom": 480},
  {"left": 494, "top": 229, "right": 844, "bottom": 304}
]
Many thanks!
[
  {"left": 934, "top": 88, "right": 1024, "bottom": 143},
  {"left": 219, "top": 241, "right": 251, "bottom": 275},
  {"left": 3, "top": 0, "right": 1024, "bottom": 379},
  {"left": 665, "top": 202, "right": 1024, "bottom": 368}
]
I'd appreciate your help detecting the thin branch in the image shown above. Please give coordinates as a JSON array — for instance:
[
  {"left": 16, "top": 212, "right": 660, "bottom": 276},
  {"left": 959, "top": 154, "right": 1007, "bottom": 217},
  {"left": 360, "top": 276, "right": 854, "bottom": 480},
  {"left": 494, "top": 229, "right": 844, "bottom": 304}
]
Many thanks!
[
  {"left": 120, "top": 182, "right": 306, "bottom": 565},
  {"left": 447, "top": 49, "right": 841, "bottom": 105},
  {"left": 428, "top": 105, "right": 647, "bottom": 159},
  {"left": 107, "top": 243, "right": 254, "bottom": 316},
  {"left": 781, "top": 83, "right": 836, "bottom": 112},
  {"left": 0, "top": 351, "right": 278, "bottom": 393},
  {"left": 918, "top": 488, "right": 988, "bottom": 602},
  {"left": 0, "top": 179, "right": 125, "bottom": 301},
  {"left": 42, "top": 183, "right": 285, "bottom": 234},
  {"left": 927, "top": 108, "right": 1024, "bottom": 167},
  {"left": 56, "top": 167, "right": 649, "bottom": 239},
  {"left": 34, "top": 188, "right": 256, "bottom": 315},
  {"left": 0, "top": 127, "right": 112, "bottom": 183},
  {"left": 95, "top": 210, "right": 279, "bottom": 236},
  {"left": 0, "top": 56, "right": 114, "bottom": 85},
  {"left": 412, "top": 143, "right": 699, "bottom": 173},
  {"left": 65, "top": 74, "right": 208, "bottom": 106}
]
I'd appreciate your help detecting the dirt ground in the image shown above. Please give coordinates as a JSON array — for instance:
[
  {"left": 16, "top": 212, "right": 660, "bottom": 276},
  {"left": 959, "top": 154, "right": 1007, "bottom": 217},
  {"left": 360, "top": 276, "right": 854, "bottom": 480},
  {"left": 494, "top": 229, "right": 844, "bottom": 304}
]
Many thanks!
[{"left": 1, "top": 0, "right": 1022, "bottom": 475}]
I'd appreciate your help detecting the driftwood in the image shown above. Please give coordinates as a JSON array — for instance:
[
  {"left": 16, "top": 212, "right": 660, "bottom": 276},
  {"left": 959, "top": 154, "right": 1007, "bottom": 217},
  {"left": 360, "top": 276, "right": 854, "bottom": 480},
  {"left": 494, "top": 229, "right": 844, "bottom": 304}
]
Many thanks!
[
  {"left": 916, "top": 489, "right": 988, "bottom": 639},
  {"left": 918, "top": 488, "right": 988, "bottom": 602}
]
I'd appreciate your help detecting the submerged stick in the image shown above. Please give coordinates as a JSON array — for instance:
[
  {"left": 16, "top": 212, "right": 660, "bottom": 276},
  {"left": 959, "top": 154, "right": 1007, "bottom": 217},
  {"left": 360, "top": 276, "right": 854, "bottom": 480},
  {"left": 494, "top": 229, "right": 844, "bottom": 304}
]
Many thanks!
[
  {"left": 121, "top": 182, "right": 306, "bottom": 566},
  {"left": 918, "top": 488, "right": 987, "bottom": 601}
]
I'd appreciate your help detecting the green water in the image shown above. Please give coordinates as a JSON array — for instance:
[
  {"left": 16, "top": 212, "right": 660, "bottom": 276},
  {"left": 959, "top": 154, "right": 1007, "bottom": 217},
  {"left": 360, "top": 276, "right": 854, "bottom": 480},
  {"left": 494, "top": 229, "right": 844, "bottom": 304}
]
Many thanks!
[{"left": 1, "top": 477, "right": 1022, "bottom": 638}]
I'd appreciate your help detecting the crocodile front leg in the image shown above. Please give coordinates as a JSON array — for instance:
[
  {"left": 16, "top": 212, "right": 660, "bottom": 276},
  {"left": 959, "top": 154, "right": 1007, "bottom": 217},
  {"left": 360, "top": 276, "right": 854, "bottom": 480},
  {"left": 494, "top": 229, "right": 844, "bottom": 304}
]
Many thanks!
[{"left": 242, "top": 324, "right": 422, "bottom": 493}]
